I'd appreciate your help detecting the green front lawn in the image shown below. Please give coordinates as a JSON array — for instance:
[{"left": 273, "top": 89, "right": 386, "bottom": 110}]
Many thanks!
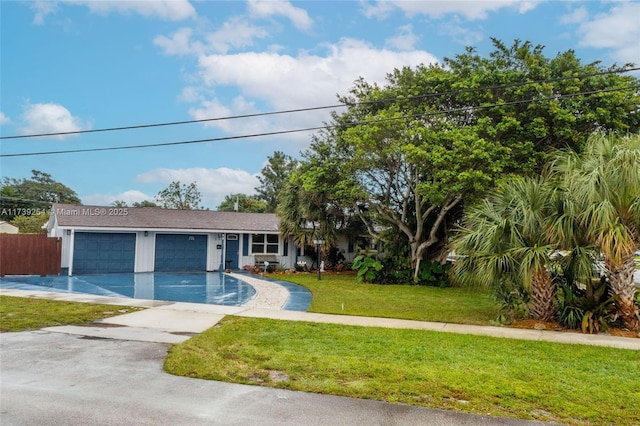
[
  {"left": 267, "top": 273, "right": 500, "bottom": 324},
  {"left": 0, "top": 295, "right": 142, "bottom": 332},
  {"left": 165, "top": 316, "right": 640, "bottom": 426}
]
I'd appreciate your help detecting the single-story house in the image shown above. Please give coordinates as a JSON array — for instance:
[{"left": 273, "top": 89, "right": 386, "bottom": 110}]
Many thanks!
[
  {"left": 47, "top": 204, "right": 365, "bottom": 275},
  {"left": 0, "top": 221, "right": 19, "bottom": 234}
]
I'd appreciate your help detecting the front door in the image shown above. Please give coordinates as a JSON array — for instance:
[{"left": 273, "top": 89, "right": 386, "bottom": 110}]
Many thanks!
[{"left": 225, "top": 234, "right": 239, "bottom": 269}]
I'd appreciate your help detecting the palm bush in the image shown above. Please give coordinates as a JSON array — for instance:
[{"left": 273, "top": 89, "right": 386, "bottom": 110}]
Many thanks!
[
  {"left": 452, "top": 177, "right": 558, "bottom": 321},
  {"left": 551, "top": 133, "right": 640, "bottom": 330}
]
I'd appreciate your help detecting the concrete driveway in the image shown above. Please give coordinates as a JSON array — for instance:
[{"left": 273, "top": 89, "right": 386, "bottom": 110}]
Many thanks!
[{"left": 1, "top": 331, "right": 549, "bottom": 426}]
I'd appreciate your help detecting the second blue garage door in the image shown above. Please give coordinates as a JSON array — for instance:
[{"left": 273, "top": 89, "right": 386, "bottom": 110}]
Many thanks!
[{"left": 154, "top": 234, "right": 207, "bottom": 272}]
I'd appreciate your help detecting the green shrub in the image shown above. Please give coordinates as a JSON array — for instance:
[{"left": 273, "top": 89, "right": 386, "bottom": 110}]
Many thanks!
[
  {"left": 490, "top": 278, "right": 529, "bottom": 325},
  {"left": 351, "top": 255, "right": 383, "bottom": 282},
  {"left": 556, "top": 279, "right": 616, "bottom": 334}
]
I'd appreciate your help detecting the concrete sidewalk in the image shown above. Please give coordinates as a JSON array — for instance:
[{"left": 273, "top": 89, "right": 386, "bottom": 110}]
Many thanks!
[{"left": 2, "top": 288, "right": 639, "bottom": 349}]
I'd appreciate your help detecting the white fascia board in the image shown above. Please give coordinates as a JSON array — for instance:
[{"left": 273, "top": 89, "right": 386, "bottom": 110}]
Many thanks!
[{"left": 61, "top": 226, "right": 280, "bottom": 234}]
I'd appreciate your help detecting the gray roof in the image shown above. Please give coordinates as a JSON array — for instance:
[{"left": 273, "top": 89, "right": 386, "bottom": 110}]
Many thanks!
[{"left": 52, "top": 204, "right": 280, "bottom": 232}]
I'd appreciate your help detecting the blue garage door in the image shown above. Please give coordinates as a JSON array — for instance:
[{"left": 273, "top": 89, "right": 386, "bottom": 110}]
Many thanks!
[
  {"left": 73, "top": 232, "right": 136, "bottom": 274},
  {"left": 154, "top": 234, "right": 207, "bottom": 272}
]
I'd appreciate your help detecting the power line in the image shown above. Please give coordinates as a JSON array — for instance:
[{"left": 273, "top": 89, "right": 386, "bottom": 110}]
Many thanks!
[
  {"left": 2, "top": 66, "right": 638, "bottom": 140},
  {"left": 0, "top": 196, "right": 54, "bottom": 206},
  {"left": 3, "top": 84, "right": 638, "bottom": 158}
]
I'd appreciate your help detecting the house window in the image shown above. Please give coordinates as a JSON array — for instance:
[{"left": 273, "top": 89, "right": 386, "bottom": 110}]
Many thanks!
[{"left": 251, "top": 233, "right": 279, "bottom": 254}]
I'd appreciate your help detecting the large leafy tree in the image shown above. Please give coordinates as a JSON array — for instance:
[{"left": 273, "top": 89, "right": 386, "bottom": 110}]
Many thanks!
[
  {"left": 277, "top": 147, "right": 347, "bottom": 249},
  {"left": 277, "top": 133, "right": 359, "bottom": 269},
  {"left": 298, "top": 39, "right": 640, "bottom": 281},
  {"left": 1, "top": 170, "right": 81, "bottom": 220},
  {"left": 255, "top": 151, "right": 298, "bottom": 212},
  {"left": 155, "top": 181, "right": 202, "bottom": 210},
  {"left": 132, "top": 200, "right": 159, "bottom": 208},
  {"left": 553, "top": 134, "right": 640, "bottom": 330},
  {"left": 217, "top": 194, "right": 267, "bottom": 213},
  {"left": 10, "top": 214, "right": 48, "bottom": 234}
]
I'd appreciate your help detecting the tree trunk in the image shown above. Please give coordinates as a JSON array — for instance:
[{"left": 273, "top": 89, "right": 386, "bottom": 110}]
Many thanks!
[
  {"left": 528, "top": 268, "right": 556, "bottom": 322},
  {"left": 606, "top": 254, "right": 640, "bottom": 331}
]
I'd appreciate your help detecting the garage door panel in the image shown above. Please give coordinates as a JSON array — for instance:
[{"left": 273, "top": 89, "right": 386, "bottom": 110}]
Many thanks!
[
  {"left": 154, "top": 234, "right": 207, "bottom": 272},
  {"left": 73, "top": 232, "right": 135, "bottom": 274}
]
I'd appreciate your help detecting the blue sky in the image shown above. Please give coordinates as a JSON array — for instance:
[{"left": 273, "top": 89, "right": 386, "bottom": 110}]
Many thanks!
[{"left": 1, "top": 1, "right": 639, "bottom": 209}]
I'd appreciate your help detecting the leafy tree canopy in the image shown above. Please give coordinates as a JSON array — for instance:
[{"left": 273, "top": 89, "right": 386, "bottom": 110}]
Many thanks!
[
  {"left": 289, "top": 39, "right": 640, "bottom": 281},
  {"left": 217, "top": 194, "right": 268, "bottom": 213},
  {"left": 255, "top": 151, "right": 298, "bottom": 212},
  {"left": 154, "top": 181, "right": 202, "bottom": 210},
  {"left": 132, "top": 200, "right": 159, "bottom": 208},
  {"left": 1, "top": 170, "right": 81, "bottom": 220},
  {"left": 11, "top": 214, "right": 48, "bottom": 234},
  {"left": 109, "top": 200, "right": 159, "bottom": 208}
]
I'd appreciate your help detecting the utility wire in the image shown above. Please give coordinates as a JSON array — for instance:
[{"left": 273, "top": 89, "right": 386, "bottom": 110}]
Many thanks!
[
  {"left": 3, "top": 84, "right": 638, "bottom": 158},
  {"left": 1, "top": 66, "right": 638, "bottom": 140},
  {"left": 0, "top": 196, "right": 54, "bottom": 208}
]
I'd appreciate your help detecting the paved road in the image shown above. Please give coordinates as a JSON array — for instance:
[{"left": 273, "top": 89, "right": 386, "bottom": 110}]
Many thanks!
[{"left": 1, "top": 331, "right": 549, "bottom": 426}]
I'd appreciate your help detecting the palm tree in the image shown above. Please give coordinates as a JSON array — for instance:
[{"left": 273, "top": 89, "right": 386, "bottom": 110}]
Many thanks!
[
  {"left": 452, "top": 177, "right": 558, "bottom": 321},
  {"left": 552, "top": 134, "right": 640, "bottom": 330},
  {"left": 276, "top": 170, "right": 341, "bottom": 268}
]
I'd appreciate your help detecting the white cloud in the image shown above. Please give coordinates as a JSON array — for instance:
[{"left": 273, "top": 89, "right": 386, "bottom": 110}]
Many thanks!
[
  {"left": 81, "top": 190, "right": 153, "bottom": 206},
  {"left": 361, "top": 0, "right": 541, "bottom": 20},
  {"left": 136, "top": 167, "right": 260, "bottom": 208},
  {"left": 205, "top": 17, "right": 270, "bottom": 54},
  {"left": 247, "top": 0, "right": 313, "bottom": 31},
  {"left": 190, "top": 38, "right": 438, "bottom": 140},
  {"left": 19, "top": 102, "right": 89, "bottom": 139},
  {"left": 189, "top": 96, "right": 266, "bottom": 134},
  {"left": 33, "top": 0, "right": 196, "bottom": 24},
  {"left": 438, "top": 16, "right": 484, "bottom": 46},
  {"left": 155, "top": 18, "right": 269, "bottom": 56},
  {"left": 560, "top": 7, "right": 588, "bottom": 25},
  {"left": 360, "top": 1, "right": 395, "bottom": 20},
  {"left": 385, "top": 24, "right": 418, "bottom": 51},
  {"left": 72, "top": 0, "right": 196, "bottom": 21},
  {"left": 0, "top": 112, "right": 10, "bottom": 125},
  {"left": 573, "top": 2, "right": 640, "bottom": 65},
  {"left": 179, "top": 86, "right": 205, "bottom": 103},
  {"left": 31, "top": 1, "right": 58, "bottom": 25},
  {"left": 154, "top": 27, "right": 201, "bottom": 56}
]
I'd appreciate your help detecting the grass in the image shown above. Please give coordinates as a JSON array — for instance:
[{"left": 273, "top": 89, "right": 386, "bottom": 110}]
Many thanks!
[
  {"left": 4, "top": 275, "right": 639, "bottom": 425},
  {"left": 266, "top": 272, "right": 501, "bottom": 325},
  {"left": 165, "top": 316, "right": 640, "bottom": 426},
  {"left": 0, "top": 295, "right": 142, "bottom": 332}
]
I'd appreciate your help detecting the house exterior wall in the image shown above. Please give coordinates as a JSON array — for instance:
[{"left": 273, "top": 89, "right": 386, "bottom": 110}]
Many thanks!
[
  {"left": 135, "top": 231, "right": 155, "bottom": 273},
  {"left": 54, "top": 229, "right": 73, "bottom": 273},
  {"left": 294, "top": 235, "right": 375, "bottom": 270},
  {"left": 207, "top": 234, "right": 221, "bottom": 271},
  {"left": 0, "top": 222, "right": 19, "bottom": 234},
  {"left": 46, "top": 208, "right": 358, "bottom": 275}
]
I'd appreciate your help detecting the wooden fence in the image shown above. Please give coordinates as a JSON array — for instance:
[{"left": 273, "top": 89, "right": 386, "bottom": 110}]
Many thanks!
[{"left": 0, "top": 234, "right": 62, "bottom": 276}]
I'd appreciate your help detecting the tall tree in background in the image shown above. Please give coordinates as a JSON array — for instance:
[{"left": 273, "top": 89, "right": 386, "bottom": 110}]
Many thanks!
[
  {"left": 217, "top": 194, "right": 267, "bottom": 213},
  {"left": 255, "top": 151, "right": 298, "bottom": 212},
  {"left": 0, "top": 170, "right": 81, "bottom": 220},
  {"left": 132, "top": 200, "right": 159, "bottom": 208},
  {"left": 155, "top": 181, "right": 202, "bottom": 210},
  {"left": 109, "top": 200, "right": 159, "bottom": 208}
]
